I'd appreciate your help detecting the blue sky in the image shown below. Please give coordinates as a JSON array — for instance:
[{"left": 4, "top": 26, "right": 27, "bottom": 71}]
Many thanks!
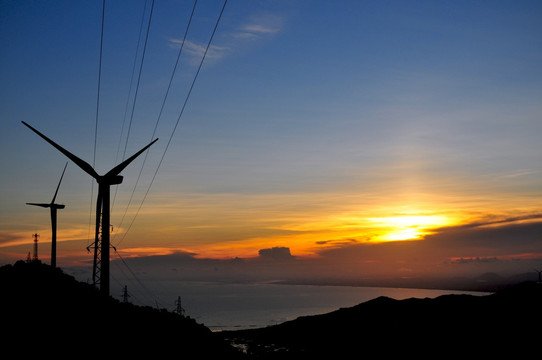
[{"left": 1, "top": 1, "right": 542, "bottom": 283}]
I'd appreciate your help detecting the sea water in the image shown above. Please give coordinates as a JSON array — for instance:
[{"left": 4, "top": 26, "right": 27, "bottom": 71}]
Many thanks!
[{"left": 116, "top": 280, "right": 488, "bottom": 331}]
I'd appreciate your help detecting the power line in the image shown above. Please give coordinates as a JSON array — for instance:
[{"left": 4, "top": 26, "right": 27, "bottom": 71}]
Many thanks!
[
  {"left": 116, "top": 0, "right": 228, "bottom": 246},
  {"left": 113, "top": 0, "right": 199, "bottom": 245},
  {"left": 88, "top": 0, "right": 106, "bottom": 247},
  {"left": 94, "top": 0, "right": 105, "bottom": 169},
  {"left": 79, "top": 1, "right": 223, "bottom": 305},
  {"left": 113, "top": 249, "right": 162, "bottom": 307},
  {"left": 112, "top": 0, "right": 155, "bottom": 215},
  {"left": 152, "top": 0, "right": 199, "bottom": 140},
  {"left": 92, "top": 0, "right": 105, "bottom": 167},
  {"left": 112, "top": 0, "right": 152, "bottom": 210},
  {"left": 121, "top": 0, "right": 155, "bottom": 163}
]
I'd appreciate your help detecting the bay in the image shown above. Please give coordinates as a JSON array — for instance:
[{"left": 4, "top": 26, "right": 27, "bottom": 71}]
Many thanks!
[{"left": 119, "top": 281, "right": 488, "bottom": 331}]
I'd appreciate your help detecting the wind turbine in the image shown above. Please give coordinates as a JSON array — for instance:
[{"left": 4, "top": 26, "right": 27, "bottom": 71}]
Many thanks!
[
  {"left": 22, "top": 121, "right": 158, "bottom": 296},
  {"left": 26, "top": 162, "right": 68, "bottom": 268}
]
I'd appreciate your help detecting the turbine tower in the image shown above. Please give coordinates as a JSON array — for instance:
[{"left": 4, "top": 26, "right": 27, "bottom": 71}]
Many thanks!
[
  {"left": 22, "top": 121, "right": 158, "bottom": 296},
  {"left": 26, "top": 162, "right": 68, "bottom": 268}
]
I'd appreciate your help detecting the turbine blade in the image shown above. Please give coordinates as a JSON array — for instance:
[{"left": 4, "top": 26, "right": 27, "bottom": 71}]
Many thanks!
[
  {"left": 105, "top": 138, "right": 158, "bottom": 178},
  {"left": 52, "top": 162, "right": 68, "bottom": 204},
  {"left": 21, "top": 121, "right": 100, "bottom": 180},
  {"left": 26, "top": 202, "right": 51, "bottom": 208}
]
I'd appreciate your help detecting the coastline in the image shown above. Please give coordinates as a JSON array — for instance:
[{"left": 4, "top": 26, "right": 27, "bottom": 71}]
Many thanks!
[
  {"left": 184, "top": 282, "right": 490, "bottom": 332},
  {"left": 219, "top": 281, "right": 542, "bottom": 358},
  {"left": 272, "top": 272, "right": 533, "bottom": 292}
]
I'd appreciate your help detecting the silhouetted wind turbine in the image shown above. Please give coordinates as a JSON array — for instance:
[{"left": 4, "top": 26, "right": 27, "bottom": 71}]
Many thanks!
[
  {"left": 22, "top": 121, "right": 158, "bottom": 296},
  {"left": 26, "top": 162, "right": 68, "bottom": 268}
]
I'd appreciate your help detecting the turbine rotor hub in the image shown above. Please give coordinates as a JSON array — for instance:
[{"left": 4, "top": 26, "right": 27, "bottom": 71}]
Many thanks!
[{"left": 99, "top": 175, "right": 123, "bottom": 185}]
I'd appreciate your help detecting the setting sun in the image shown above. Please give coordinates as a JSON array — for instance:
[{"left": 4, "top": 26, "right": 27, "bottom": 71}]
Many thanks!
[{"left": 369, "top": 214, "right": 453, "bottom": 242}]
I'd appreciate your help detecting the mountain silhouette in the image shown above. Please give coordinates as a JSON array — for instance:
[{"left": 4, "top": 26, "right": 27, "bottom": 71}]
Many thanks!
[
  {"left": 222, "top": 281, "right": 542, "bottom": 358},
  {"left": 0, "top": 260, "right": 245, "bottom": 358}
]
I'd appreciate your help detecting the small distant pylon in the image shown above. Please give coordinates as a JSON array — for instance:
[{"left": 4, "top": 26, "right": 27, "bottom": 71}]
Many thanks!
[
  {"left": 174, "top": 296, "right": 185, "bottom": 316},
  {"left": 121, "top": 285, "right": 130, "bottom": 303},
  {"left": 32, "top": 233, "right": 39, "bottom": 261},
  {"left": 535, "top": 269, "right": 542, "bottom": 284}
]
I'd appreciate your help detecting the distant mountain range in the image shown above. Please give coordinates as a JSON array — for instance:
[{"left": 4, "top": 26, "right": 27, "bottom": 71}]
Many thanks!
[
  {"left": 277, "top": 270, "right": 540, "bottom": 292},
  {"left": 3, "top": 260, "right": 540, "bottom": 359}
]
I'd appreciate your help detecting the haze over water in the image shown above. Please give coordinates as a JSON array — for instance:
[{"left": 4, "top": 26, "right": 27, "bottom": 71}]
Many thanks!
[{"left": 109, "top": 280, "right": 488, "bottom": 331}]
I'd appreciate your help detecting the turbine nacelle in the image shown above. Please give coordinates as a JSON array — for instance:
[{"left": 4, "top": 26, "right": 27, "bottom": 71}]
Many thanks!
[
  {"left": 100, "top": 175, "right": 123, "bottom": 186},
  {"left": 27, "top": 202, "right": 66, "bottom": 210}
]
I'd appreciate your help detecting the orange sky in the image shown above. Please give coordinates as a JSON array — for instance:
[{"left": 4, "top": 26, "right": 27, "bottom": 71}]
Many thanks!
[{"left": 3, "top": 182, "right": 542, "bottom": 272}]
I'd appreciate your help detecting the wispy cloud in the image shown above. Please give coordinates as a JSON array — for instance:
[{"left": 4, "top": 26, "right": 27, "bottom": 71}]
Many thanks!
[
  {"left": 234, "top": 14, "right": 284, "bottom": 39},
  {"left": 168, "top": 39, "right": 229, "bottom": 62},
  {"left": 168, "top": 12, "right": 284, "bottom": 64},
  {"left": 500, "top": 168, "right": 540, "bottom": 178}
]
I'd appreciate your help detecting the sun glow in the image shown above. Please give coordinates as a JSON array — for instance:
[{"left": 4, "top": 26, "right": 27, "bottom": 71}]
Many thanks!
[{"left": 369, "top": 214, "right": 453, "bottom": 242}]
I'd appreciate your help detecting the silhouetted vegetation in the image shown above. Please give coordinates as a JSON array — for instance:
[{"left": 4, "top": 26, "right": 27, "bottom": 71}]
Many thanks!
[
  {"left": 222, "top": 281, "right": 542, "bottom": 358},
  {"left": 0, "top": 260, "right": 245, "bottom": 358}
]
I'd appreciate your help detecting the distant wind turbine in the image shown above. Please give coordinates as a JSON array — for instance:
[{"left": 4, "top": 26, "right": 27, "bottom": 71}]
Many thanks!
[
  {"left": 26, "top": 162, "right": 68, "bottom": 268},
  {"left": 535, "top": 269, "right": 542, "bottom": 283},
  {"left": 22, "top": 121, "right": 158, "bottom": 296}
]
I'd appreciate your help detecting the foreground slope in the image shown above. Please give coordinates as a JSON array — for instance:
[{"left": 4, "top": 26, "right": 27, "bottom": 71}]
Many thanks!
[
  {"left": 222, "top": 282, "right": 542, "bottom": 358},
  {"left": 0, "top": 260, "right": 244, "bottom": 358}
]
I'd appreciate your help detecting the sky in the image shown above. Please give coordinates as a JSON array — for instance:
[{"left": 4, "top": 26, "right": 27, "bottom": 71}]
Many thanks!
[{"left": 1, "top": 0, "right": 542, "bottom": 290}]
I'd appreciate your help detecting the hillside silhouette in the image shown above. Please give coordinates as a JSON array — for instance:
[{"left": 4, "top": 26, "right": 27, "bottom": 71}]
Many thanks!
[
  {"left": 3, "top": 260, "right": 542, "bottom": 359},
  {"left": 222, "top": 281, "right": 542, "bottom": 358},
  {"left": 0, "top": 260, "right": 245, "bottom": 358}
]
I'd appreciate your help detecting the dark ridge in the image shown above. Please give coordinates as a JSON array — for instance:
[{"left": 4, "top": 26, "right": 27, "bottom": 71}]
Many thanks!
[
  {"left": 0, "top": 260, "right": 245, "bottom": 358},
  {"left": 221, "top": 281, "right": 542, "bottom": 359}
]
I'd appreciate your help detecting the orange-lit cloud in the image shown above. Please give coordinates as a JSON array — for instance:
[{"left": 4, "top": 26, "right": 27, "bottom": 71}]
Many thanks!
[
  {"left": 82, "top": 188, "right": 542, "bottom": 261},
  {"left": 4, "top": 180, "right": 542, "bottom": 278}
]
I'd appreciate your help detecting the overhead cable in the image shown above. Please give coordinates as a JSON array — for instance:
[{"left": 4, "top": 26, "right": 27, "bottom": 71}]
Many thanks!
[
  {"left": 113, "top": 0, "right": 199, "bottom": 245},
  {"left": 88, "top": 0, "right": 106, "bottom": 246},
  {"left": 116, "top": 0, "right": 228, "bottom": 246}
]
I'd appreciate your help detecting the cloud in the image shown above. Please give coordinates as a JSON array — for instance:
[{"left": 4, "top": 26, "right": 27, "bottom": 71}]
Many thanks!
[
  {"left": 440, "top": 213, "right": 542, "bottom": 231},
  {"left": 500, "top": 169, "right": 540, "bottom": 179},
  {"left": 168, "top": 39, "right": 229, "bottom": 62},
  {"left": 167, "top": 12, "right": 283, "bottom": 64},
  {"left": 67, "top": 218, "right": 542, "bottom": 288},
  {"left": 0, "top": 231, "right": 26, "bottom": 248},
  {"left": 309, "top": 219, "right": 542, "bottom": 279},
  {"left": 258, "top": 246, "right": 294, "bottom": 261},
  {"left": 315, "top": 238, "right": 360, "bottom": 247},
  {"left": 450, "top": 256, "right": 499, "bottom": 264},
  {"left": 234, "top": 14, "right": 283, "bottom": 40},
  {"left": 425, "top": 219, "right": 542, "bottom": 252}
]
